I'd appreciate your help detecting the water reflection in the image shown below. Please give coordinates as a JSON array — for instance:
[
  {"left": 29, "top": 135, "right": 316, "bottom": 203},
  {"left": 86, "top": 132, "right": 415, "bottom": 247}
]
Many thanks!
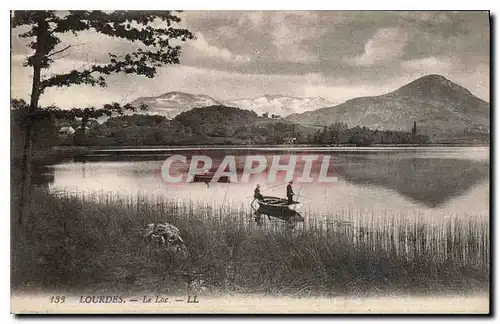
[
  {"left": 32, "top": 166, "right": 55, "bottom": 186},
  {"left": 331, "top": 155, "right": 489, "bottom": 208},
  {"left": 41, "top": 147, "right": 489, "bottom": 217}
]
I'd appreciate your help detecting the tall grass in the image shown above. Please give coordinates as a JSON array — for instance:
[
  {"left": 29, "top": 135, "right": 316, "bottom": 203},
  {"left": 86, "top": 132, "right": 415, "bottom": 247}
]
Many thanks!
[{"left": 11, "top": 189, "right": 489, "bottom": 297}]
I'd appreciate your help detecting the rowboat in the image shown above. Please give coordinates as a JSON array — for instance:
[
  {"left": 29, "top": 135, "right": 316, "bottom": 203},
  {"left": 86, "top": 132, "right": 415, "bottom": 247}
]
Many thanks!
[
  {"left": 257, "top": 195, "right": 298, "bottom": 208},
  {"left": 191, "top": 173, "right": 231, "bottom": 183},
  {"left": 252, "top": 196, "right": 304, "bottom": 227}
]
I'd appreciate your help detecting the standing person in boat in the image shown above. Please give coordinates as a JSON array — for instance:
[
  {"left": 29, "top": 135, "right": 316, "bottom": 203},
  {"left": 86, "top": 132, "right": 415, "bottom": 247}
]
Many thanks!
[
  {"left": 254, "top": 184, "right": 264, "bottom": 201},
  {"left": 286, "top": 180, "right": 295, "bottom": 204},
  {"left": 204, "top": 169, "right": 210, "bottom": 188}
]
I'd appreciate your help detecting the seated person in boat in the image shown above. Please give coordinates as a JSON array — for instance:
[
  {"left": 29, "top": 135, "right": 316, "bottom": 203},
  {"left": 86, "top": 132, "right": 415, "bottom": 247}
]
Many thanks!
[
  {"left": 254, "top": 184, "right": 264, "bottom": 201},
  {"left": 286, "top": 180, "right": 295, "bottom": 203}
]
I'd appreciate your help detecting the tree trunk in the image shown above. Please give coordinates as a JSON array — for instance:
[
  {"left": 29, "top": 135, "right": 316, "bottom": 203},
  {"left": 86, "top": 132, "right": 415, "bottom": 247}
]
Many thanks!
[
  {"left": 17, "top": 66, "right": 41, "bottom": 226},
  {"left": 17, "top": 20, "right": 45, "bottom": 227}
]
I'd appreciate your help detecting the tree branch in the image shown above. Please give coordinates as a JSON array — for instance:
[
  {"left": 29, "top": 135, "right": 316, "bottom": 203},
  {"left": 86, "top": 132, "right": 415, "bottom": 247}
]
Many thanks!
[
  {"left": 18, "top": 11, "right": 195, "bottom": 93},
  {"left": 47, "top": 42, "right": 89, "bottom": 58},
  {"left": 39, "top": 68, "right": 106, "bottom": 91},
  {"left": 47, "top": 44, "right": 71, "bottom": 57},
  {"left": 51, "top": 53, "right": 71, "bottom": 61}
]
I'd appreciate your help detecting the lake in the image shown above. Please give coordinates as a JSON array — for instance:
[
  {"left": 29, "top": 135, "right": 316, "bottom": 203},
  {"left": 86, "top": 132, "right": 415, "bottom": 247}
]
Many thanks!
[{"left": 39, "top": 146, "right": 490, "bottom": 227}]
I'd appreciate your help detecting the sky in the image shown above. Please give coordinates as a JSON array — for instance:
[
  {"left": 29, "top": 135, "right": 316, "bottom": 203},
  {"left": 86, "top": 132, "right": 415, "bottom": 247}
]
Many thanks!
[{"left": 11, "top": 10, "right": 490, "bottom": 109}]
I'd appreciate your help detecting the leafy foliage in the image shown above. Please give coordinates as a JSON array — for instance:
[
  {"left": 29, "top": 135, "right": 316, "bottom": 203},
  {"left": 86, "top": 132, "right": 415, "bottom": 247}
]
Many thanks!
[{"left": 12, "top": 10, "right": 195, "bottom": 93}]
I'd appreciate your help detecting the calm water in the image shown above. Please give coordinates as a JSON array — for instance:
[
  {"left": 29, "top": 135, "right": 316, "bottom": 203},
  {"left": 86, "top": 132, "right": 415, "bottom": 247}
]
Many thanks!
[{"left": 42, "top": 147, "right": 490, "bottom": 224}]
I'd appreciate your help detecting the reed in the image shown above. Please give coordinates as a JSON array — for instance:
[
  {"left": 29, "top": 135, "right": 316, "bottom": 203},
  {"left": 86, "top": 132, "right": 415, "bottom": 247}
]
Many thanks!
[{"left": 11, "top": 189, "right": 489, "bottom": 296}]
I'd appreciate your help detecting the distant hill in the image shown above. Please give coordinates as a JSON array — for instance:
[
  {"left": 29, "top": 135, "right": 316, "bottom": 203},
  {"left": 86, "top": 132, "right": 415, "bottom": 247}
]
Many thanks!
[
  {"left": 223, "top": 94, "right": 333, "bottom": 117},
  {"left": 129, "top": 91, "right": 221, "bottom": 119},
  {"left": 174, "top": 105, "right": 260, "bottom": 138},
  {"left": 286, "top": 75, "right": 489, "bottom": 142},
  {"left": 172, "top": 105, "right": 316, "bottom": 143}
]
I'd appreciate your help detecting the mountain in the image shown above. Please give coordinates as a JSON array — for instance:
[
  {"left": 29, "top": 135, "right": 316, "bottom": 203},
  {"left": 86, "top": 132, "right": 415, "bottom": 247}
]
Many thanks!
[
  {"left": 126, "top": 92, "right": 333, "bottom": 120},
  {"left": 286, "top": 75, "right": 490, "bottom": 140},
  {"left": 129, "top": 92, "right": 222, "bottom": 119},
  {"left": 224, "top": 94, "right": 333, "bottom": 117}
]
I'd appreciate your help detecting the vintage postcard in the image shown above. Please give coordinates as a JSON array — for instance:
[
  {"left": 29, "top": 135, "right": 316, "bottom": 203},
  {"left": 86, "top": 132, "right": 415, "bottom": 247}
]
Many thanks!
[{"left": 10, "top": 10, "right": 490, "bottom": 314}]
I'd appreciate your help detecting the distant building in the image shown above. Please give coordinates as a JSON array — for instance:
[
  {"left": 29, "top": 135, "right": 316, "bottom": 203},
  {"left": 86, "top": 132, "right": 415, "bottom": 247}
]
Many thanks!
[
  {"left": 58, "top": 126, "right": 75, "bottom": 136},
  {"left": 284, "top": 137, "right": 297, "bottom": 144}
]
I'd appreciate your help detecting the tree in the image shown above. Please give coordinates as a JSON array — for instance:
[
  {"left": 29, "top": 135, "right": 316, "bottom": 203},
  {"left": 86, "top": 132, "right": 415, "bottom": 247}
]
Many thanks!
[
  {"left": 11, "top": 10, "right": 195, "bottom": 225},
  {"left": 36, "top": 101, "right": 148, "bottom": 145}
]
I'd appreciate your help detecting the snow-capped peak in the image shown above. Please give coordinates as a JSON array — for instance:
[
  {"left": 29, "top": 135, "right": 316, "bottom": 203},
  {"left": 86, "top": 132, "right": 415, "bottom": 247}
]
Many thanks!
[
  {"left": 129, "top": 92, "right": 222, "bottom": 119},
  {"left": 224, "top": 95, "right": 333, "bottom": 117},
  {"left": 126, "top": 91, "right": 333, "bottom": 119}
]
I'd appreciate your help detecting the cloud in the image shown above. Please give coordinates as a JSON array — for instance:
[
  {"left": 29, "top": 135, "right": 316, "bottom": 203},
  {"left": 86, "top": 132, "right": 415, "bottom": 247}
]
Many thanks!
[
  {"left": 301, "top": 81, "right": 409, "bottom": 105},
  {"left": 448, "top": 62, "right": 489, "bottom": 101},
  {"left": 181, "top": 10, "right": 326, "bottom": 65},
  {"left": 10, "top": 11, "right": 490, "bottom": 109},
  {"left": 345, "top": 27, "right": 409, "bottom": 66},
  {"left": 400, "top": 56, "right": 455, "bottom": 72},
  {"left": 239, "top": 11, "right": 265, "bottom": 28},
  {"left": 186, "top": 32, "right": 251, "bottom": 63},
  {"left": 269, "top": 11, "right": 324, "bottom": 63},
  {"left": 11, "top": 55, "right": 392, "bottom": 107}
]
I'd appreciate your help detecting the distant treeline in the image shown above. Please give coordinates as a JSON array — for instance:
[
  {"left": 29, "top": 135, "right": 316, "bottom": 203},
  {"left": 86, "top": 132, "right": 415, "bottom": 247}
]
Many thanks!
[
  {"left": 12, "top": 105, "right": 432, "bottom": 149},
  {"left": 305, "top": 122, "right": 430, "bottom": 146}
]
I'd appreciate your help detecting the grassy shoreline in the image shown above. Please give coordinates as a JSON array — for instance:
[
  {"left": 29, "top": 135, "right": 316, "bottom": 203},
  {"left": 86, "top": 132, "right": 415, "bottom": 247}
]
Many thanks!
[{"left": 11, "top": 189, "right": 489, "bottom": 297}]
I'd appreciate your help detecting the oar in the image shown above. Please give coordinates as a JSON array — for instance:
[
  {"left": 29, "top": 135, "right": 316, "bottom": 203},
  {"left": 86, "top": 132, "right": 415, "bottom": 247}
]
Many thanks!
[
  {"left": 261, "top": 183, "right": 286, "bottom": 192},
  {"left": 221, "top": 182, "right": 230, "bottom": 206},
  {"left": 290, "top": 183, "right": 303, "bottom": 204},
  {"left": 245, "top": 183, "right": 286, "bottom": 199}
]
